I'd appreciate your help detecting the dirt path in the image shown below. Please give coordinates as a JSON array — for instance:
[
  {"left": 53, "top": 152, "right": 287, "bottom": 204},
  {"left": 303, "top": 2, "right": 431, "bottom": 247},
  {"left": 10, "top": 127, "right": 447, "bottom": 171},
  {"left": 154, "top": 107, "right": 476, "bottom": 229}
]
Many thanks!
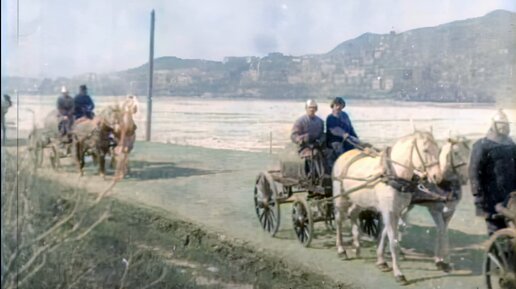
[{"left": 32, "top": 141, "right": 489, "bottom": 289}]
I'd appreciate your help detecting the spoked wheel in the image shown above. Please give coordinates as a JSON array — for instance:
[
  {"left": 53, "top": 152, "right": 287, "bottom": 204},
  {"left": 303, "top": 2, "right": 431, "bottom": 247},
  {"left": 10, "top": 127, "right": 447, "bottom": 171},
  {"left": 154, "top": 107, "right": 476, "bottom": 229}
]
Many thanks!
[
  {"left": 292, "top": 198, "right": 314, "bottom": 247},
  {"left": 254, "top": 172, "right": 281, "bottom": 237},
  {"left": 484, "top": 229, "right": 516, "bottom": 289}
]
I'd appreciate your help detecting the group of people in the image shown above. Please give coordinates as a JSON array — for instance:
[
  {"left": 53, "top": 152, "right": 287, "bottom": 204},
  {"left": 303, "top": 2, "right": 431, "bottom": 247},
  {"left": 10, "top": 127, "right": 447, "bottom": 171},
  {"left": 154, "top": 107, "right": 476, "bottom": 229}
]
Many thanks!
[
  {"left": 56, "top": 84, "right": 95, "bottom": 141},
  {"left": 290, "top": 98, "right": 516, "bottom": 236},
  {"left": 290, "top": 97, "right": 365, "bottom": 178}
]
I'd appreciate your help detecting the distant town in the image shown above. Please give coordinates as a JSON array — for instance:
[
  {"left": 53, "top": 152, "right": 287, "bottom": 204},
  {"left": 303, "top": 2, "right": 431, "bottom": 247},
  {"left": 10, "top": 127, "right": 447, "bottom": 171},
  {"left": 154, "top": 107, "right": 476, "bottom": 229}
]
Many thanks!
[{"left": 2, "top": 10, "right": 514, "bottom": 103}]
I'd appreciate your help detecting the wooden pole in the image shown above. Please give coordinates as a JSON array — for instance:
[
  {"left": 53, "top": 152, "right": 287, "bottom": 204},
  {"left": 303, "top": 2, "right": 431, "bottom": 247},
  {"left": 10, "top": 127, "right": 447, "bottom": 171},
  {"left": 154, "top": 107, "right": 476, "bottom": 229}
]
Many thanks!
[
  {"left": 269, "top": 131, "right": 272, "bottom": 154},
  {"left": 146, "top": 10, "right": 155, "bottom": 141}
]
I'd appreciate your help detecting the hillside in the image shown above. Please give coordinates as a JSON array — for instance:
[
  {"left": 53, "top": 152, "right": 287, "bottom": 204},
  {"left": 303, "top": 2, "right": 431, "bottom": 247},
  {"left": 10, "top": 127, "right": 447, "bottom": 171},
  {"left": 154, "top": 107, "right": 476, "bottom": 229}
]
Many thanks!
[{"left": 3, "top": 10, "right": 515, "bottom": 102}]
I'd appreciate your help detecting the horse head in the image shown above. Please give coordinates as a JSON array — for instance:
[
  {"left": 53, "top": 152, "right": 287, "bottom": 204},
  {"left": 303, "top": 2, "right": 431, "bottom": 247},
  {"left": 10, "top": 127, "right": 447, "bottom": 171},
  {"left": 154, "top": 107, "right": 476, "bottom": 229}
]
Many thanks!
[
  {"left": 439, "top": 136, "right": 471, "bottom": 185},
  {"left": 390, "top": 130, "right": 442, "bottom": 184}
]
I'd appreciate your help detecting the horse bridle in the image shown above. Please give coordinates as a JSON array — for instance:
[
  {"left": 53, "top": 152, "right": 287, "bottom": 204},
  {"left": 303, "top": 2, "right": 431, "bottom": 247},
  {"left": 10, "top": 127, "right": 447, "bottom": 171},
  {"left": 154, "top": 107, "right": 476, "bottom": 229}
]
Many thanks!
[
  {"left": 412, "top": 138, "right": 440, "bottom": 179},
  {"left": 447, "top": 140, "right": 468, "bottom": 175}
]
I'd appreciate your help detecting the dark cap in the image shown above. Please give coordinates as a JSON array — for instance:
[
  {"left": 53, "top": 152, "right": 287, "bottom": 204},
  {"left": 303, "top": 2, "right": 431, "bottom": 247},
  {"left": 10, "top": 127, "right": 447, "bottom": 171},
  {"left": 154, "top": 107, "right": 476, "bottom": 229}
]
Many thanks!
[
  {"left": 330, "top": 97, "right": 346, "bottom": 108},
  {"left": 79, "top": 84, "right": 87, "bottom": 91}
]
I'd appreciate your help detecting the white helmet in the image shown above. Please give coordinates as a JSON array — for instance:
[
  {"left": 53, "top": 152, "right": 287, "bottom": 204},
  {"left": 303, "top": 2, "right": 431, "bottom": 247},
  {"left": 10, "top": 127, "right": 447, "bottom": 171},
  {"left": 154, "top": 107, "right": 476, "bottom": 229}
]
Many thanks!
[
  {"left": 61, "top": 86, "right": 68, "bottom": 93},
  {"left": 492, "top": 109, "right": 510, "bottom": 136},
  {"left": 305, "top": 99, "right": 317, "bottom": 108},
  {"left": 492, "top": 109, "right": 509, "bottom": 123}
]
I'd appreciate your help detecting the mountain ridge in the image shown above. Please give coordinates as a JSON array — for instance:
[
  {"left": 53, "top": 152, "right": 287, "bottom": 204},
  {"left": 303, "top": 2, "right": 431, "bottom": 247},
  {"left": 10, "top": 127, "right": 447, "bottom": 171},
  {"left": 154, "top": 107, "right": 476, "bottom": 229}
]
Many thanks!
[{"left": 3, "top": 9, "right": 515, "bottom": 103}]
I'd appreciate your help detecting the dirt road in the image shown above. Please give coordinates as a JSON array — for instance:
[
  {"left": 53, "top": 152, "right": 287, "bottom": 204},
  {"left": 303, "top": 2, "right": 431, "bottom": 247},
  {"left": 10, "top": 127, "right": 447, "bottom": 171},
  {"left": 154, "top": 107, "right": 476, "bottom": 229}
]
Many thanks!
[{"left": 35, "top": 141, "right": 489, "bottom": 289}]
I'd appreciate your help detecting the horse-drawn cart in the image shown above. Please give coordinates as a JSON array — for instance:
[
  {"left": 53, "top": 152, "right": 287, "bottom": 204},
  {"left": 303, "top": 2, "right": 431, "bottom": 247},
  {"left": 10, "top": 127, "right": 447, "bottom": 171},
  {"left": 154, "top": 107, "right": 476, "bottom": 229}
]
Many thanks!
[
  {"left": 253, "top": 145, "right": 336, "bottom": 247},
  {"left": 27, "top": 122, "right": 73, "bottom": 170}
]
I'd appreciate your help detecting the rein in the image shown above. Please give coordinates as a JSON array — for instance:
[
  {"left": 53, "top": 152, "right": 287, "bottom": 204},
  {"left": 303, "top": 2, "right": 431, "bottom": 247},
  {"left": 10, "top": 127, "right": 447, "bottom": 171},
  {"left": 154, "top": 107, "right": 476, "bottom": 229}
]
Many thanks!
[{"left": 338, "top": 133, "right": 443, "bottom": 200}]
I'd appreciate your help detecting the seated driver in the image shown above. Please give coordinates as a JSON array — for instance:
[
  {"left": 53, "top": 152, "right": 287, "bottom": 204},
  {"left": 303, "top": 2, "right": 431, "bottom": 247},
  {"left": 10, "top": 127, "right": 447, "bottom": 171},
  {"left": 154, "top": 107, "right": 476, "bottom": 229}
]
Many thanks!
[
  {"left": 291, "top": 99, "right": 325, "bottom": 178},
  {"left": 56, "top": 86, "right": 74, "bottom": 143}
]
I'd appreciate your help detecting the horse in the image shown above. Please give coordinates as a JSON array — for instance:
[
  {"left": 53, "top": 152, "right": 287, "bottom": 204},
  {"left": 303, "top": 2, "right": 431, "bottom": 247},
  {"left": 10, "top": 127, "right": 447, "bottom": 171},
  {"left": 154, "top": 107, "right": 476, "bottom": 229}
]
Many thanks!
[
  {"left": 111, "top": 95, "right": 138, "bottom": 180},
  {"left": 75, "top": 95, "right": 138, "bottom": 179},
  {"left": 332, "top": 131, "right": 443, "bottom": 285},
  {"left": 72, "top": 115, "right": 111, "bottom": 177},
  {"left": 397, "top": 136, "right": 471, "bottom": 272},
  {"left": 1, "top": 94, "right": 12, "bottom": 145}
]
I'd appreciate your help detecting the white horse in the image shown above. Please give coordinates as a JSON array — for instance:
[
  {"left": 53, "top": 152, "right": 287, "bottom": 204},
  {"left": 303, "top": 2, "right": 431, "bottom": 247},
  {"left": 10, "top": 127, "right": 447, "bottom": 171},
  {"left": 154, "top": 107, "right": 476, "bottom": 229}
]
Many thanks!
[
  {"left": 398, "top": 136, "right": 471, "bottom": 272},
  {"left": 332, "top": 131, "right": 443, "bottom": 284}
]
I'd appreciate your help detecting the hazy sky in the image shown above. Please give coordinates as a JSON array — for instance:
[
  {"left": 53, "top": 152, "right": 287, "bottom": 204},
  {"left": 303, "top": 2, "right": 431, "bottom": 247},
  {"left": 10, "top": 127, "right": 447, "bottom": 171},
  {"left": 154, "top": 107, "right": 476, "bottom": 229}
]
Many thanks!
[{"left": 1, "top": 0, "right": 515, "bottom": 78}]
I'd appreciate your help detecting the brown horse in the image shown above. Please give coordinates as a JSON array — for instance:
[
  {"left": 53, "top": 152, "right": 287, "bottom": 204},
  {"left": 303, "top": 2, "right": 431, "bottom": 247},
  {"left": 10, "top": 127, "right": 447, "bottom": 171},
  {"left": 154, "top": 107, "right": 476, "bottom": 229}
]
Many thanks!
[
  {"left": 73, "top": 95, "right": 138, "bottom": 178},
  {"left": 72, "top": 116, "right": 111, "bottom": 177}
]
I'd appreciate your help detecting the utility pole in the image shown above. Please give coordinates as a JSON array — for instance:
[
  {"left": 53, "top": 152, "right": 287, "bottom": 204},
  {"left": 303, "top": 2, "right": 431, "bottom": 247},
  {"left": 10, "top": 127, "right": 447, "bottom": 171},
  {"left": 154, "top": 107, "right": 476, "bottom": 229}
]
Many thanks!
[{"left": 146, "top": 9, "right": 155, "bottom": 141}]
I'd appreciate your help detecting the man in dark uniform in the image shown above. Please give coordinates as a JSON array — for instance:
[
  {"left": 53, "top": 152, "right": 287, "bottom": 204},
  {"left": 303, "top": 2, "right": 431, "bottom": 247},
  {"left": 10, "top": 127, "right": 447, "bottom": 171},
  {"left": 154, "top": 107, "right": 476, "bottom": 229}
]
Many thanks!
[
  {"left": 74, "top": 84, "right": 95, "bottom": 120},
  {"left": 469, "top": 109, "right": 516, "bottom": 235}
]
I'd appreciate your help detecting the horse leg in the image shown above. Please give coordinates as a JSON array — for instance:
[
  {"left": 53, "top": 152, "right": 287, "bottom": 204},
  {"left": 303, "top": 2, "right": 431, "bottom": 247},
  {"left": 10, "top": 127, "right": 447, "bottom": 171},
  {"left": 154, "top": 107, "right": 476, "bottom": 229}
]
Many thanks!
[
  {"left": 441, "top": 210, "right": 453, "bottom": 266},
  {"left": 98, "top": 153, "right": 106, "bottom": 179},
  {"left": 430, "top": 204, "right": 453, "bottom": 272},
  {"left": 74, "top": 142, "right": 81, "bottom": 175},
  {"left": 333, "top": 180, "right": 348, "bottom": 259},
  {"left": 429, "top": 207, "right": 444, "bottom": 261},
  {"left": 115, "top": 152, "right": 128, "bottom": 180},
  {"left": 398, "top": 204, "right": 412, "bottom": 243},
  {"left": 349, "top": 206, "right": 361, "bottom": 258},
  {"left": 385, "top": 212, "right": 408, "bottom": 284},
  {"left": 376, "top": 225, "right": 390, "bottom": 271},
  {"left": 110, "top": 149, "right": 116, "bottom": 169},
  {"left": 75, "top": 142, "right": 84, "bottom": 176},
  {"left": 397, "top": 204, "right": 414, "bottom": 260}
]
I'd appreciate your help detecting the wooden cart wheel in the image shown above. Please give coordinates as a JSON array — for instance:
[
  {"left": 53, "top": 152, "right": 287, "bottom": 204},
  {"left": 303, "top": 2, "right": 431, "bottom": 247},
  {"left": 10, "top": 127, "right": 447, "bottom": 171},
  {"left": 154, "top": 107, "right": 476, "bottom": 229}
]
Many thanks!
[
  {"left": 484, "top": 229, "right": 516, "bottom": 289},
  {"left": 254, "top": 172, "right": 281, "bottom": 237},
  {"left": 292, "top": 198, "right": 314, "bottom": 247}
]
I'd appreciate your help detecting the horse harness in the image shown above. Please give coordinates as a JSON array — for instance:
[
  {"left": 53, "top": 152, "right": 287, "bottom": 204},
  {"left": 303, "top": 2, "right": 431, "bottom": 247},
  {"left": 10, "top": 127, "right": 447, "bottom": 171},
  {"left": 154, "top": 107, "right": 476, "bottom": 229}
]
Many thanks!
[{"left": 334, "top": 138, "right": 445, "bottom": 201}]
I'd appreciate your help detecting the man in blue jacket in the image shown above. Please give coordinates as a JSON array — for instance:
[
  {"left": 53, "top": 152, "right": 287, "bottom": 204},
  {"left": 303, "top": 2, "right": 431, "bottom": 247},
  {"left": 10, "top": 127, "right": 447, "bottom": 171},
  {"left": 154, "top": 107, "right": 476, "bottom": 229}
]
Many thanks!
[
  {"left": 74, "top": 85, "right": 95, "bottom": 119},
  {"left": 326, "top": 97, "right": 360, "bottom": 164}
]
